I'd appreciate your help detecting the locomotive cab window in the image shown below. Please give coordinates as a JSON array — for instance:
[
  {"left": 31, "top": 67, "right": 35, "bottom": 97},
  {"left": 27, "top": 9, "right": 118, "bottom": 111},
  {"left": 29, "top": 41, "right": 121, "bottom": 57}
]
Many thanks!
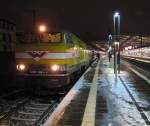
[
  {"left": 65, "top": 34, "right": 73, "bottom": 45},
  {"left": 48, "top": 32, "right": 62, "bottom": 43}
]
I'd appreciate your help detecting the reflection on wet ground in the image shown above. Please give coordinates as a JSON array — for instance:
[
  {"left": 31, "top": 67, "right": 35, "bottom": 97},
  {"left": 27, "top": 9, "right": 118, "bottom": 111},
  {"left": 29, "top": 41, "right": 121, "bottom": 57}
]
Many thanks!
[
  {"left": 45, "top": 58, "right": 150, "bottom": 126},
  {"left": 96, "top": 58, "right": 150, "bottom": 126}
]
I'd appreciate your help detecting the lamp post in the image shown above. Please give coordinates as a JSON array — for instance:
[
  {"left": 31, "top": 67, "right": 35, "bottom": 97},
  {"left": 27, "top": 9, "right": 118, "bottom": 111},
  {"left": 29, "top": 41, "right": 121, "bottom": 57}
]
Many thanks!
[
  {"left": 113, "top": 12, "right": 120, "bottom": 41},
  {"left": 114, "top": 42, "right": 119, "bottom": 75},
  {"left": 108, "top": 34, "right": 112, "bottom": 62},
  {"left": 108, "top": 34, "right": 112, "bottom": 46},
  {"left": 113, "top": 12, "right": 120, "bottom": 74}
]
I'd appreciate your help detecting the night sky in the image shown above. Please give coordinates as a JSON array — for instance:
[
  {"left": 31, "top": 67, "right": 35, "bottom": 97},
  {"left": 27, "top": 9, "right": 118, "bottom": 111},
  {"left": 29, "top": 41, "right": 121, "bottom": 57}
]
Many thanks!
[{"left": 0, "top": 0, "right": 150, "bottom": 41}]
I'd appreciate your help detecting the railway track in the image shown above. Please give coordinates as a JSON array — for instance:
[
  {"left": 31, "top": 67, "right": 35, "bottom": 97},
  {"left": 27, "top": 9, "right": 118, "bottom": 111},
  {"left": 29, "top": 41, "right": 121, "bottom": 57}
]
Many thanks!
[
  {"left": 0, "top": 89, "right": 26, "bottom": 99},
  {"left": 118, "top": 76, "right": 150, "bottom": 125},
  {"left": 0, "top": 98, "right": 29, "bottom": 121},
  {"left": 0, "top": 98, "right": 58, "bottom": 126},
  {"left": 121, "top": 56, "right": 150, "bottom": 72},
  {"left": 0, "top": 63, "right": 92, "bottom": 126},
  {"left": 0, "top": 88, "right": 62, "bottom": 126},
  {"left": 0, "top": 89, "right": 29, "bottom": 121}
]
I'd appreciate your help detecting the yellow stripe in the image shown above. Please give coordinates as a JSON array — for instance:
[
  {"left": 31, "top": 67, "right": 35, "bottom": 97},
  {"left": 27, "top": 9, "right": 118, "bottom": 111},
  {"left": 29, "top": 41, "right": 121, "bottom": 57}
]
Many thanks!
[
  {"left": 81, "top": 60, "right": 100, "bottom": 126},
  {"left": 16, "top": 58, "right": 83, "bottom": 65},
  {"left": 16, "top": 44, "right": 68, "bottom": 51}
]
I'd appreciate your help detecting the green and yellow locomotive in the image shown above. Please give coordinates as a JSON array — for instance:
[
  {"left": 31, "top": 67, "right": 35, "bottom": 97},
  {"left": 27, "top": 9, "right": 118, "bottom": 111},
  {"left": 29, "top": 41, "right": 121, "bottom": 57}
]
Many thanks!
[{"left": 15, "top": 31, "right": 92, "bottom": 88}]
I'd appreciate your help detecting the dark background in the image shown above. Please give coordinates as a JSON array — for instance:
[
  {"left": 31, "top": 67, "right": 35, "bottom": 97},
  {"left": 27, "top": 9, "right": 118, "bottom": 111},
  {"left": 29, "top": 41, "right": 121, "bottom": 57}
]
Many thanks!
[{"left": 0, "top": 0, "right": 150, "bottom": 41}]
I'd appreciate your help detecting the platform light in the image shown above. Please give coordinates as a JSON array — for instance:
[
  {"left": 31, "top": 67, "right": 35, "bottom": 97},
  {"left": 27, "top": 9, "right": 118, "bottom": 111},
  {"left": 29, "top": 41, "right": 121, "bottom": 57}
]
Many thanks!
[
  {"left": 114, "top": 41, "right": 119, "bottom": 46},
  {"left": 125, "top": 47, "right": 128, "bottom": 50},
  {"left": 109, "top": 46, "right": 112, "bottom": 50},
  {"left": 114, "top": 12, "right": 120, "bottom": 18},
  {"left": 128, "top": 46, "right": 132, "bottom": 50}
]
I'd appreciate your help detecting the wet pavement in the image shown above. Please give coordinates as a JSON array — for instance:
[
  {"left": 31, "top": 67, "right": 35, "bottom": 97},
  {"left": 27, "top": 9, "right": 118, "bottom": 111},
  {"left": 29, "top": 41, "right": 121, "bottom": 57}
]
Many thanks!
[
  {"left": 97, "top": 57, "right": 150, "bottom": 126},
  {"left": 44, "top": 66, "right": 95, "bottom": 126},
  {"left": 44, "top": 57, "right": 150, "bottom": 126}
]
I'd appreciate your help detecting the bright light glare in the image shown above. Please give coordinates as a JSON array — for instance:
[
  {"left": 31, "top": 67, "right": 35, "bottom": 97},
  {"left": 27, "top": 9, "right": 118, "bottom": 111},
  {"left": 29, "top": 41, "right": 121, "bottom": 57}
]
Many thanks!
[
  {"left": 125, "top": 47, "right": 128, "bottom": 50},
  {"left": 114, "top": 41, "right": 119, "bottom": 45},
  {"left": 17, "top": 64, "right": 26, "bottom": 71},
  {"left": 39, "top": 25, "right": 46, "bottom": 32},
  {"left": 109, "top": 46, "right": 112, "bottom": 50},
  {"left": 114, "top": 12, "right": 120, "bottom": 18},
  {"left": 109, "top": 34, "right": 112, "bottom": 40},
  {"left": 128, "top": 46, "right": 132, "bottom": 49},
  {"left": 51, "top": 65, "right": 59, "bottom": 71}
]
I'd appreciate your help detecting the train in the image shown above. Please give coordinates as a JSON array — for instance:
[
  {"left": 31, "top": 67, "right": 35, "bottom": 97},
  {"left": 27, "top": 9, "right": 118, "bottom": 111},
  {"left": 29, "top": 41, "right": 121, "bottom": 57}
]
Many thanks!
[{"left": 15, "top": 31, "right": 92, "bottom": 89}]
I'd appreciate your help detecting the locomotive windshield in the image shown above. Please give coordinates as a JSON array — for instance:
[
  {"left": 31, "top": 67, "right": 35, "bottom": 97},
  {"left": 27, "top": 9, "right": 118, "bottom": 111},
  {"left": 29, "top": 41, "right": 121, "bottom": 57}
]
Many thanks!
[
  {"left": 16, "top": 32, "right": 62, "bottom": 44},
  {"left": 48, "top": 33, "right": 62, "bottom": 43}
]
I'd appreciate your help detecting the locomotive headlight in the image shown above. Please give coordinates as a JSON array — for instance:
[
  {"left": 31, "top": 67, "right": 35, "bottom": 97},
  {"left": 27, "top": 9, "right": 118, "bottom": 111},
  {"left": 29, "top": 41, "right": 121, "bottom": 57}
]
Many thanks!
[
  {"left": 16, "top": 64, "right": 26, "bottom": 71},
  {"left": 49, "top": 64, "right": 67, "bottom": 73},
  {"left": 51, "top": 65, "right": 59, "bottom": 71}
]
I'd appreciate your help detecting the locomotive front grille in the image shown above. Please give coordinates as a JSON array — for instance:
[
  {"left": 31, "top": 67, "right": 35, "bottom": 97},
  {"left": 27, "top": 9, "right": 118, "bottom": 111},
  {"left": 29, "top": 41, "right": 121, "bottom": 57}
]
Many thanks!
[
  {"left": 28, "top": 64, "right": 67, "bottom": 74},
  {"left": 29, "top": 64, "right": 48, "bottom": 71},
  {"left": 29, "top": 64, "right": 48, "bottom": 74}
]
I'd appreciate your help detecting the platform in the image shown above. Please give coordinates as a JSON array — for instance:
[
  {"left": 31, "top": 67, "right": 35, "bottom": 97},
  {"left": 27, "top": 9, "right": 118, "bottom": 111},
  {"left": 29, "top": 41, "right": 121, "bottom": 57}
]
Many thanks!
[{"left": 44, "top": 57, "right": 150, "bottom": 126}]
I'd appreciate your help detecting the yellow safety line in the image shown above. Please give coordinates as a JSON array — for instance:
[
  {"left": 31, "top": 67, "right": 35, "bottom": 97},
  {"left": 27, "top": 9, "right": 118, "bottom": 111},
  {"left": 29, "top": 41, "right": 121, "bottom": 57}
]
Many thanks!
[{"left": 81, "top": 60, "right": 100, "bottom": 126}]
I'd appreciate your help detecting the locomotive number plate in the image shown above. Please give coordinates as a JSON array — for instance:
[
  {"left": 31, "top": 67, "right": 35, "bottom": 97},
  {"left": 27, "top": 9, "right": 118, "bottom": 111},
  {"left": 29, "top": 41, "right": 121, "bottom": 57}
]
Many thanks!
[{"left": 29, "top": 70, "right": 48, "bottom": 74}]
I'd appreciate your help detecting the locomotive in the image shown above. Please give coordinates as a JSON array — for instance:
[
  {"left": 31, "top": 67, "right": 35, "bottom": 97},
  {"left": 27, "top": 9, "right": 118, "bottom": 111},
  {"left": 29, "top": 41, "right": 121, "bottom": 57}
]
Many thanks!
[{"left": 15, "top": 31, "right": 92, "bottom": 89}]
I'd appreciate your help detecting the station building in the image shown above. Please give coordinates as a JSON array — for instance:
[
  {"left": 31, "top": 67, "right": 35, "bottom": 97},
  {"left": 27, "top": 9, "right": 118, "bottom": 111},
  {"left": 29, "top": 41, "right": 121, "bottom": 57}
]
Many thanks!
[
  {"left": 0, "top": 18, "right": 16, "bottom": 52},
  {"left": 0, "top": 18, "right": 16, "bottom": 76}
]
